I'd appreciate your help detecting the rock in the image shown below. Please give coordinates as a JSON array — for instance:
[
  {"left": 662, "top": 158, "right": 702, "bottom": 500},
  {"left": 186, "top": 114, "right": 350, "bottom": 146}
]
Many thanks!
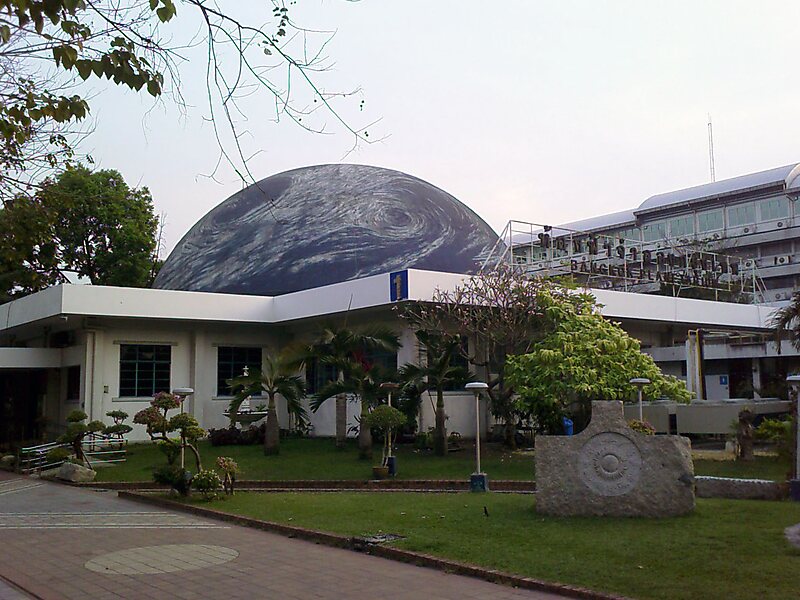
[
  {"left": 55, "top": 462, "right": 97, "bottom": 483},
  {"left": 535, "top": 401, "right": 695, "bottom": 517},
  {"left": 0, "top": 454, "right": 15, "bottom": 467},
  {"left": 696, "top": 476, "right": 788, "bottom": 501}
]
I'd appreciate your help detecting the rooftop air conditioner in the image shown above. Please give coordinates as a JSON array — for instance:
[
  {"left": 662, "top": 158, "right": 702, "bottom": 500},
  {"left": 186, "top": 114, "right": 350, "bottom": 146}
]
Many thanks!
[
  {"left": 777, "top": 221, "right": 785, "bottom": 228},
  {"left": 713, "top": 232, "right": 721, "bottom": 239},
  {"left": 743, "top": 259, "right": 756, "bottom": 269},
  {"left": 774, "top": 255, "right": 791, "bottom": 266},
  {"left": 775, "top": 292, "right": 783, "bottom": 300}
]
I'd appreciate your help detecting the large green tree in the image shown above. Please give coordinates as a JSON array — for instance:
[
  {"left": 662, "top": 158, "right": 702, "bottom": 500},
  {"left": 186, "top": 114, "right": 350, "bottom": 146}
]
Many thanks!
[
  {"left": 506, "top": 299, "right": 692, "bottom": 433},
  {"left": 0, "top": 165, "right": 159, "bottom": 301},
  {"left": 399, "top": 265, "right": 591, "bottom": 448},
  {"left": 0, "top": 1, "right": 369, "bottom": 201}
]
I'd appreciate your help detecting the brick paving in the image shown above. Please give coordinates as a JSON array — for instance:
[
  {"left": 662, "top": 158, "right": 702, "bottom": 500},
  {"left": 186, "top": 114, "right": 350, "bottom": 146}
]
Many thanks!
[{"left": 0, "top": 471, "right": 567, "bottom": 600}]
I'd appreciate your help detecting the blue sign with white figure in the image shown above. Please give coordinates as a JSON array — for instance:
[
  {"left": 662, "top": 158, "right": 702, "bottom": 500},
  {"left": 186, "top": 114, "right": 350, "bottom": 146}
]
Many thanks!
[
  {"left": 719, "top": 375, "right": 728, "bottom": 386},
  {"left": 390, "top": 270, "right": 409, "bottom": 302}
]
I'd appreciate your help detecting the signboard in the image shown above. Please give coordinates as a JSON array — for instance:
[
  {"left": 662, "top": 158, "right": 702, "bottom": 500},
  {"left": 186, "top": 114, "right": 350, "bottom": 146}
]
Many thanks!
[{"left": 390, "top": 270, "right": 408, "bottom": 302}]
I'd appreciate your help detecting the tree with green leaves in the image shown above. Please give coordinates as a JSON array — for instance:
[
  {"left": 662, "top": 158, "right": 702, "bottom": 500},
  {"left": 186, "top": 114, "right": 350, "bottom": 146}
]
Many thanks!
[
  {"left": 229, "top": 351, "right": 307, "bottom": 456},
  {"left": 133, "top": 391, "right": 204, "bottom": 471},
  {"left": 305, "top": 323, "right": 399, "bottom": 452},
  {"left": 772, "top": 290, "right": 800, "bottom": 351},
  {"left": 313, "top": 359, "right": 396, "bottom": 460},
  {"left": 399, "top": 265, "right": 590, "bottom": 448},
  {"left": 0, "top": 165, "right": 159, "bottom": 300},
  {"left": 399, "top": 330, "right": 472, "bottom": 456},
  {"left": 0, "top": 1, "right": 371, "bottom": 201},
  {"left": 505, "top": 299, "right": 692, "bottom": 433}
]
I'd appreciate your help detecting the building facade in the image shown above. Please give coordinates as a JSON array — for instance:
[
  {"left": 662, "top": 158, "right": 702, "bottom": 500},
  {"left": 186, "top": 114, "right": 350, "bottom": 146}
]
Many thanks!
[{"left": 508, "top": 163, "right": 800, "bottom": 303}]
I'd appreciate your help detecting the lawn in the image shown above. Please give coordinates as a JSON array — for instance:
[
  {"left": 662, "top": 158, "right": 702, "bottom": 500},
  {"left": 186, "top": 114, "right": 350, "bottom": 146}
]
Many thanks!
[
  {"left": 95, "top": 437, "right": 791, "bottom": 483},
  {"left": 184, "top": 492, "right": 800, "bottom": 600}
]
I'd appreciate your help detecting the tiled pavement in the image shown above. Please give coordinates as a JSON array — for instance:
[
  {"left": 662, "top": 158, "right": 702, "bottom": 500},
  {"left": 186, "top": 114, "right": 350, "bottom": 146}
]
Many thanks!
[{"left": 0, "top": 470, "right": 568, "bottom": 600}]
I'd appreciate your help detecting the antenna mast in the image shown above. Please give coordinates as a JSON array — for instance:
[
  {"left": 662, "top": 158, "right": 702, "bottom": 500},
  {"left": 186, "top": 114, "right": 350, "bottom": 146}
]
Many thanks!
[{"left": 707, "top": 113, "right": 716, "bottom": 182}]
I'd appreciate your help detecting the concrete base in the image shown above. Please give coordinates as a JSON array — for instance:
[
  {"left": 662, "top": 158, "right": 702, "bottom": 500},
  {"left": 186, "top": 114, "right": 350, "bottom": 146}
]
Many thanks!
[{"left": 470, "top": 473, "right": 489, "bottom": 492}]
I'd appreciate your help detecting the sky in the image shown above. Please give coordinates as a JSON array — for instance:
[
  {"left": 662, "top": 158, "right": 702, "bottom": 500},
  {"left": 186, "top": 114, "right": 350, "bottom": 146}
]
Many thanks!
[{"left": 84, "top": 1, "right": 800, "bottom": 255}]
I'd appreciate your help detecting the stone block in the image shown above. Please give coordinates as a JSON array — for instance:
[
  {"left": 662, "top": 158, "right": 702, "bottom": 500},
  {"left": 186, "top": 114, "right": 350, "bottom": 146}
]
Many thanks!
[
  {"left": 695, "top": 476, "right": 788, "bottom": 501},
  {"left": 55, "top": 462, "right": 97, "bottom": 483},
  {"left": 535, "top": 400, "right": 695, "bottom": 517}
]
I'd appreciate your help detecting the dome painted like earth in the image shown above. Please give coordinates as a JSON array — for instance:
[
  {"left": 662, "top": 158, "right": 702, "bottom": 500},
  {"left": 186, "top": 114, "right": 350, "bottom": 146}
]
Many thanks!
[{"left": 153, "top": 164, "right": 500, "bottom": 296}]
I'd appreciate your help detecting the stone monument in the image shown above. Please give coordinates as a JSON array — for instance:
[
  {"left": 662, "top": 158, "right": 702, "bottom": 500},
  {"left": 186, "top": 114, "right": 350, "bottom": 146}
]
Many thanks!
[{"left": 535, "top": 401, "right": 695, "bottom": 517}]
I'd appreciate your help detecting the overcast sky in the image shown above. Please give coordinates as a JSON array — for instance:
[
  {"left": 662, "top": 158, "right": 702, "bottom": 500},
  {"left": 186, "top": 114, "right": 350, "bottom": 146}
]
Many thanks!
[{"left": 84, "top": 1, "right": 800, "bottom": 255}]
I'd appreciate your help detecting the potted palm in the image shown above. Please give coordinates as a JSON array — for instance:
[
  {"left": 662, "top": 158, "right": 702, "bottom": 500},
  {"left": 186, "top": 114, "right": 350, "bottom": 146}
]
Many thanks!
[{"left": 363, "top": 404, "right": 407, "bottom": 479}]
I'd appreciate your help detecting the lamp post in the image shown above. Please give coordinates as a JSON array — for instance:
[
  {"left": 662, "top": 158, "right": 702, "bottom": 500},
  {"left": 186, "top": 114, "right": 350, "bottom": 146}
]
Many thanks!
[
  {"left": 172, "top": 387, "right": 194, "bottom": 469},
  {"left": 380, "top": 382, "right": 400, "bottom": 476},
  {"left": 786, "top": 375, "right": 800, "bottom": 501},
  {"left": 465, "top": 382, "right": 489, "bottom": 492},
  {"left": 629, "top": 378, "right": 651, "bottom": 422}
]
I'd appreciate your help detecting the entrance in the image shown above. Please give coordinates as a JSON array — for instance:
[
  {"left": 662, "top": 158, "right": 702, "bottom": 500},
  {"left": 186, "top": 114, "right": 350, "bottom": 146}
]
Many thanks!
[{"left": 0, "top": 370, "right": 47, "bottom": 450}]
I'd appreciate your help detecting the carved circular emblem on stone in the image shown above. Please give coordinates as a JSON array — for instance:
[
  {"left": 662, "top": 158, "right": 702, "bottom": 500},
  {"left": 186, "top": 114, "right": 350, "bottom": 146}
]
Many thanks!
[{"left": 578, "top": 432, "right": 642, "bottom": 496}]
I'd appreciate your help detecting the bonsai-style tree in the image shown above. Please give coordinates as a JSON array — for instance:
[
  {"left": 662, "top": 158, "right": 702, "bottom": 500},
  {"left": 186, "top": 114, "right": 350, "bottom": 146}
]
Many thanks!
[
  {"left": 505, "top": 298, "right": 691, "bottom": 432},
  {"left": 133, "top": 392, "right": 205, "bottom": 471},
  {"left": 363, "top": 405, "right": 407, "bottom": 469},
  {"left": 399, "top": 330, "right": 472, "bottom": 456},
  {"left": 104, "top": 410, "right": 132, "bottom": 441},
  {"left": 229, "top": 351, "right": 308, "bottom": 455},
  {"left": 305, "top": 324, "right": 400, "bottom": 449},
  {"left": 57, "top": 410, "right": 105, "bottom": 466}
]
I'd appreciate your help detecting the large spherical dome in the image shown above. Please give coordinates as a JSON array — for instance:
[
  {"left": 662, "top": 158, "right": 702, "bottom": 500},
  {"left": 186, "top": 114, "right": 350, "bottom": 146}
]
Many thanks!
[{"left": 153, "top": 164, "right": 500, "bottom": 296}]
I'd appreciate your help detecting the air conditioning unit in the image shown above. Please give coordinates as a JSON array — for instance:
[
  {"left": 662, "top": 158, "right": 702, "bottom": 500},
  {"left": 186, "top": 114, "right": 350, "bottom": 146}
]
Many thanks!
[
  {"left": 775, "top": 292, "right": 783, "bottom": 300},
  {"left": 774, "top": 255, "right": 791, "bottom": 266},
  {"left": 712, "top": 233, "right": 721, "bottom": 239},
  {"left": 742, "top": 259, "right": 756, "bottom": 270},
  {"left": 777, "top": 221, "right": 785, "bottom": 228}
]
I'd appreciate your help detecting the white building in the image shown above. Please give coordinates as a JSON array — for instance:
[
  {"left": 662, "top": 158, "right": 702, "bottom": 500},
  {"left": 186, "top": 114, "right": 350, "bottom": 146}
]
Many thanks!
[{"left": 1, "top": 164, "right": 796, "bottom": 445}]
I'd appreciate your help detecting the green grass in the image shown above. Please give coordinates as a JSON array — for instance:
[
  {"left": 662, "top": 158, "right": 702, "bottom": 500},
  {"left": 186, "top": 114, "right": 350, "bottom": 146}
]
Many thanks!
[
  {"left": 185, "top": 492, "right": 800, "bottom": 600},
  {"left": 96, "top": 438, "right": 534, "bottom": 482},
  {"left": 96, "top": 438, "right": 791, "bottom": 483}
]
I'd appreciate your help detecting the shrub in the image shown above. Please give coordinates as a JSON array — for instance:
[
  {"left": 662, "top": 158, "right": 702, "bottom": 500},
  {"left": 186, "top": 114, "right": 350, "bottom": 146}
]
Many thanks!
[
  {"left": 192, "top": 469, "right": 223, "bottom": 500},
  {"left": 157, "top": 439, "right": 181, "bottom": 465},
  {"left": 628, "top": 419, "right": 656, "bottom": 435},
  {"left": 153, "top": 465, "right": 192, "bottom": 496},
  {"left": 45, "top": 447, "right": 72, "bottom": 465},
  {"left": 755, "top": 417, "right": 792, "bottom": 460},
  {"left": 216, "top": 457, "right": 240, "bottom": 495}
]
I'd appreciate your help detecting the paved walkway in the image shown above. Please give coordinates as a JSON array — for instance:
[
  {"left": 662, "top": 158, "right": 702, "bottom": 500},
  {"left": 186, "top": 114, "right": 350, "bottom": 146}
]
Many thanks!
[{"left": 0, "top": 471, "right": 567, "bottom": 600}]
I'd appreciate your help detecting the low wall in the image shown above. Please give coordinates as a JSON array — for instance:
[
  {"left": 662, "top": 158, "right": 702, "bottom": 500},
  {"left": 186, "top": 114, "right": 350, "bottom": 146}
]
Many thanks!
[{"left": 695, "top": 476, "right": 788, "bottom": 500}]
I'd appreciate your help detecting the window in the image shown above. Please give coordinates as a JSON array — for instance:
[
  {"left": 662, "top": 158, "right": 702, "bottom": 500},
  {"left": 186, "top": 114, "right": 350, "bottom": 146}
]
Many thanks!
[
  {"left": 642, "top": 221, "right": 666, "bottom": 242},
  {"left": 66, "top": 366, "right": 81, "bottom": 402},
  {"left": 759, "top": 197, "right": 790, "bottom": 222},
  {"left": 360, "top": 348, "right": 398, "bottom": 372},
  {"left": 726, "top": 203, "right": 755, "bottom": 228},
  {"left": 119, "top": 344, "right": 171, "bottom": 397},
  {"left": 305, "top": 357, "right": 338, "bottom": 395},
  {"left": 697, "top": 209, "right": 723, "bottom": 233},
  {"left": 443, "top": 336, "right": 471, "bottom": 391},
  {"left": 615, "top": 227, "right": 640, "bottom": 243},
  {"left": 217, "top": 346, "right": 263, "bottom": 396},
  {"left": 668, "top": 215, "right": 694, "bottom": 238}
]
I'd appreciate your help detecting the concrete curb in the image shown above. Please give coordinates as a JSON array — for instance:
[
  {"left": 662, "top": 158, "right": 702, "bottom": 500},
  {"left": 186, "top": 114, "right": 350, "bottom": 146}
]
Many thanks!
[{"left": 118, "top": 490, "right": 630, "bottom": 600}]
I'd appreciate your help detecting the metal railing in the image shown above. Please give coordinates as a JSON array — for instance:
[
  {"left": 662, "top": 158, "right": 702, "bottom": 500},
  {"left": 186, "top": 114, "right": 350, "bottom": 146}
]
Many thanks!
[{"left": 16, "top": 432, "right": 127, "bottom": 474}]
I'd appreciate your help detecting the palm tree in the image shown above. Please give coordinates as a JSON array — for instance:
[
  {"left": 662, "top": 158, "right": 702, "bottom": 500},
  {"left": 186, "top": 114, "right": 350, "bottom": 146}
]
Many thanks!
[
  {"left": 773, "top": 291, "right": 800, "bottom": 351},
  {"left": 305, "top": 324, "right": 400, "bottom": 450},
  {"left": 230, "top": 351, "right": 307, "bottom": 455},
  {"left": 312, "top": 361, "right": 396, "bottom": 459},
  {"left": 399, "top": 330, "right": 472, "bottom": 456}
]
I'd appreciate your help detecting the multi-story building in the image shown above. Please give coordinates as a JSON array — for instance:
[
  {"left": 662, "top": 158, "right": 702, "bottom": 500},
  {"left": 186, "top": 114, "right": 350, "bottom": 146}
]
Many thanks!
[{"left": 508, "top": 163, "right": 800, "bottom": 303}]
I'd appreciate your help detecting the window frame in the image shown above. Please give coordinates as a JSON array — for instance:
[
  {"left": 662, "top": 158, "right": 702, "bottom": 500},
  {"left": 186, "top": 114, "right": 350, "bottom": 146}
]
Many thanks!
[
  {"left": 758, "top": 197, "right": 790, "bottom": 222},
  {"left": 726, "top": 202, "right": 756, "bottom": 228},
  {"left": 697, "top": 209, "right": 724, "bottom": 233},
  {"left": 118, "top": 344, "right": 172, "bottom": 398}
]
